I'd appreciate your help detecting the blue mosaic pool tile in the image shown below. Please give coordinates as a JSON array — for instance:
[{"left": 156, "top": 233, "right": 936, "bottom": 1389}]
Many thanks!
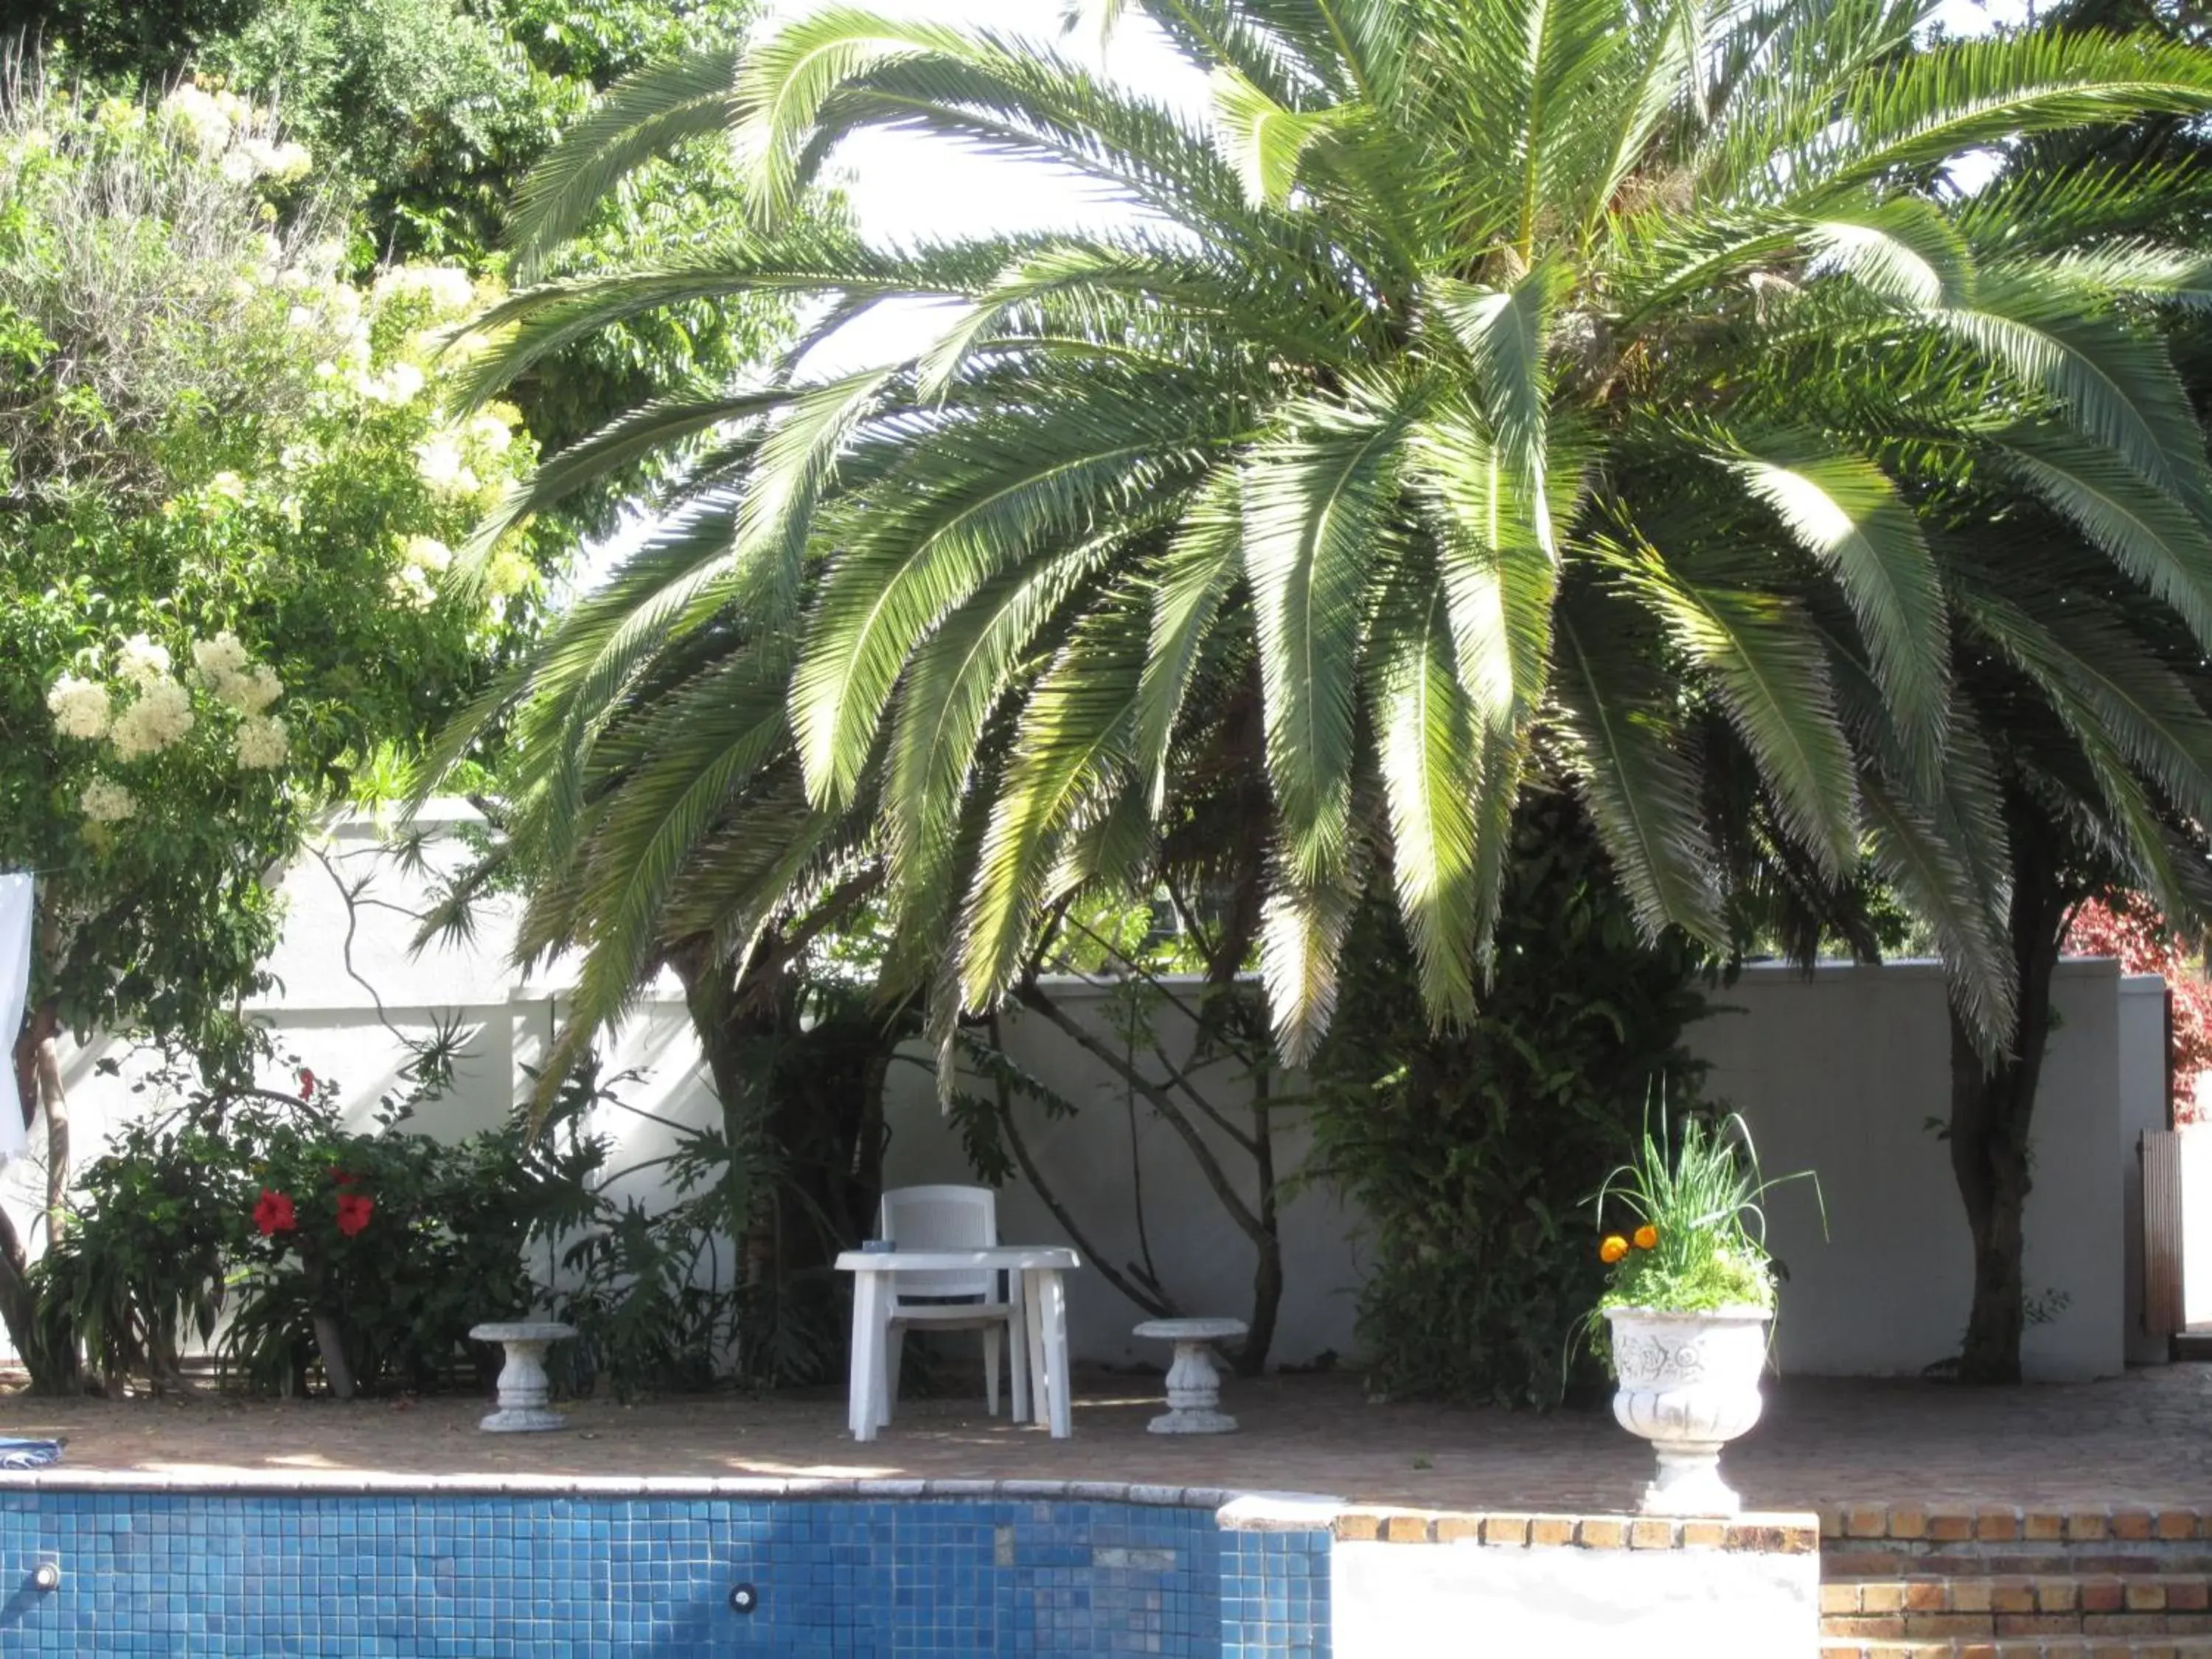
[
  {"left": 1220, "top": 1529, "right": 1331, "bottom": 1659},
  {"left": 0, "top": 1490, "right": 1329, "bottom": 1656}
]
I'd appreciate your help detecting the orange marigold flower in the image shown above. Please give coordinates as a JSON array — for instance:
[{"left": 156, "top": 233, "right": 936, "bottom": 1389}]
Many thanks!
[
  {"left": 1599, "top": 1234, "right": 1629, "bottom": 1265},
  {"left": 1633, "top": 1224, "right": 1658, "bottom": 1251}
]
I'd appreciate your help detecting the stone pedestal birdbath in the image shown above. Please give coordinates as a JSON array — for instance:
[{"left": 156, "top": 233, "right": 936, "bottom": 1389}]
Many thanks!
[
  {"left": 470, "top": 1321, "right": 575, "bottom": 1433},
  {"left": 1133, "top": 1317, "right": 1247, "bottom": 1434}
]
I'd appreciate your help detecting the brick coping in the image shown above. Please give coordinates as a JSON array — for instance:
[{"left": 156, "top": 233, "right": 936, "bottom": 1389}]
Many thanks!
[
  {"left": 1331, "top": 1507, "right": 1818, "bottom": 1553},
  {"left": 1819, "top": 1502, "right": 2212, "bottom": 1544}
]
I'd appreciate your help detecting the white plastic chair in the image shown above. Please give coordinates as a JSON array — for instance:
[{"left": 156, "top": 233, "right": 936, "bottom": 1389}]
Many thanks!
[{"left": 874, "top": 1184, "right": 1029, "bottom": 1423}]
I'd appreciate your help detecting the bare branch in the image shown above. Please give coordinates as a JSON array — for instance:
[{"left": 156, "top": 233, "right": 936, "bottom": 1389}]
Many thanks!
[
  {"left": 1012, "top": 979, "right": 1267, "bottom": 1245},
  {"left": 985, "top": 1012, "right": 1176, "bottom": 1321}
]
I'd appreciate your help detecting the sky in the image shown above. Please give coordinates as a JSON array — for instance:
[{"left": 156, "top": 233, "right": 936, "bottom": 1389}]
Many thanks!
[{"left": 758, "top": 0, "right": 1204, "bottom": 243}]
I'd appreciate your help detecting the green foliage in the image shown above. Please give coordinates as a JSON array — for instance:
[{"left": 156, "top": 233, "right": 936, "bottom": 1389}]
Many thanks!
[
  {"left": 187, "top": 0, "right": 808, "bottom": 523},
  {"left": 0, "top": 76, "right": 543, "bottom": 1073},
  {"left": 1591, "top": 1109, "right": 1815, "bottom": 1323},
  {"left": 1304, "top": 797, "right": 1712, "bottom": 1408},
  {"left": 13, "top": 0, "right": 815, "bottom": 534},
  {"left": 34, "top": 1035, "right": 601, "bottom": 1396},
  {"left": 220, "top": 1091, "right": 599, "bottom": 1398},
  {"left": 550, "top": 1194, "right": 730, "bottom": 1401},
  {"left": 3, "top": 0, "right": 258, "bottom": 79},
  {"left": 536, "top": 1056, "right": 739, "bottom": 1400}
]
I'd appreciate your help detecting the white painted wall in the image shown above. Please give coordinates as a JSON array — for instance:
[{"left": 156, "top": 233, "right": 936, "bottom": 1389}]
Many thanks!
[
  {"left": 1, "top": 807, "right": 2168, "bottom": 1385},
  {"left": 2183, "top": 1127, "right": 2212, "bottom": 1329},
  {"left": 1692, "top": 961, "right": 2129, "bottom": 1382},
  {"left": 874, "top": 985, "right": 1366, "bottom": 1371},
  {"left": 1331, "top": 1540, "right": 1818, "bottom": 1659}
]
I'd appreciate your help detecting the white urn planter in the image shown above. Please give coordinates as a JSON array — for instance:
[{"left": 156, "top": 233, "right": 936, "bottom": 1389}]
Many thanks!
[{"left": 1604, "top": 1304, "right": 1769, "bottom": 1516}]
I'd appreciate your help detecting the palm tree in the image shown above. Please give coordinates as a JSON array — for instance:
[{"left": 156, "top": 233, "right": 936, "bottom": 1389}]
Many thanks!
[
  {"left": 1897, "top": 0, "right": 2212, "bottom": 1381},
  {"left": 443, "top": 0, "right": 2212, "bottom": 1099}
]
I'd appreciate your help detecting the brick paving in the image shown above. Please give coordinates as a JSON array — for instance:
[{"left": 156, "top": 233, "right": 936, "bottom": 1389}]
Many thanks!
[{"left": 5, "top": 1364, "right": 2212, "bottom": 1512}]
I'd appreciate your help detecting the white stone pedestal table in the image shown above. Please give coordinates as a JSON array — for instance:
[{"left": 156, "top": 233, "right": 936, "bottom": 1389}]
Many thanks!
[
  {"left": 470, "top": 1321, "right": 575, "bottom": 1432},
  {"left": 1133, "top": 1317, "right": 1247, "bottom": 1433}
]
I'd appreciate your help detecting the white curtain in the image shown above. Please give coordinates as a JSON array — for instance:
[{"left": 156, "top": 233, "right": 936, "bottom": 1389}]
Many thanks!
[{"left": 0, "top": 874, "right": 31, "bottom": 1166}]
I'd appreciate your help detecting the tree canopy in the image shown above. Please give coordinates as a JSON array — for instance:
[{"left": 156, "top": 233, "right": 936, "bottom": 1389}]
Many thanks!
[
  {"left": 444, "top": 0, "right": 2212, "bottom": 1086},
  {"left": 7, "top": 0, "right": 817, "bottom": 529}
]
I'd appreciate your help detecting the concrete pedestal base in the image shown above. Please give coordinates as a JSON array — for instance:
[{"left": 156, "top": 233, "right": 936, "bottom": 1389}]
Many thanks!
[
  {"left": 1133, "top": 1317, "right": 1247, "bottom": 1435},
  {"left": 470, "top": 1321, "right": 575, "bottom": 1433}
]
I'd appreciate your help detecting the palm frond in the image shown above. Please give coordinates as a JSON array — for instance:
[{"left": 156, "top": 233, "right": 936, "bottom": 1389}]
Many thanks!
[
  {"left": 508, "top": 47, "right": 747, "bottom": 279},
  {"left": 1717, "top": 434, "right": 1948, "bottom": 775}
]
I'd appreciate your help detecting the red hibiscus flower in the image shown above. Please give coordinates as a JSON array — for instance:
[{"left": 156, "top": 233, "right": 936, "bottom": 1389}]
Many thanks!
[
  {"left": 335, "top": 1193, "right": 374, "bottom": 1238},
  {"left": 296, "top": 1068, "right": 316, "bottom": 1100},
  {"left": 252, "top": 1189, "right": 296, "bottom": 1237},
  {"left": 330, "top": 1166, "right": 358, "bottom": 1187}
]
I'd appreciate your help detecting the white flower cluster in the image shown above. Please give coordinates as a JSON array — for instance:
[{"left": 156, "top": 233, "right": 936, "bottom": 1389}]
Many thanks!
[
  {"left": 79, "top": 778, "right": 137, "bottom": 824},
  {"left": 117, "top": 632, "right": 172, "bottom": 685},
  {"left": 361, "top": 361, "right": 426, "bottom": 405},
  {"left": 466, "top": 410, "right": 513, "bottom": 456},
  {"left": 220, "top": 136, "right": 311, "bottom": 185},
  {"left": 235, "top": 714, "right": 290, "bottom": 770},
  {"left": 46, "top": 674, "right": 112, "bottom": 740},
  {"left": 157, "top": 86, "right": 310, "bottom": 182},
  {"left": 389, "top": 534, "right": 453, "bottom": 608},
  {"left": 414, "top": 436, "right": 478, "bottom": 497},
  {"left": 372, "top": 264, "right": 478, "bottom": 321},
  {"left": 109, "top": 677, "right": 195, "bottom": 761},
  {"left": 48, "top": 630, "right": 288, "bottom": 796},
  {"left": 158, "top": 86, "right": 240, "bottom": 156},
  {"left": 189, "top": 631, "right": 283, "bottom": 714}
]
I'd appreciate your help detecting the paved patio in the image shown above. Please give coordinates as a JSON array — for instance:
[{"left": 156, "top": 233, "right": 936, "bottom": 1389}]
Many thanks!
[{"left": 7, "top": 1363, "right": 2212, "bottom": 1512}]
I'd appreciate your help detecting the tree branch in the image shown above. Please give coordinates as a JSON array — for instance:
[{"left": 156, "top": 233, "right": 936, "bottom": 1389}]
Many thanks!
[
  {"left": 1046, "top": 913, "right": 1259, "bottom": 1152},
  {"left": 985, "top": 1012, "right": 1175, "bottom": 1320},
  {"left": 1013, "top": 978, "right": 1267, "bottom": 1245}
]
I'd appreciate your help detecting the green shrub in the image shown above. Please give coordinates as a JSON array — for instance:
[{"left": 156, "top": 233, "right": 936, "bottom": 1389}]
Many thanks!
[
  {"left": 1304, "top": 794, "right": 1712, "bottom": 1407},
  {"left": 35, "top": 1037, "right": 601, "bottom": 1396}
]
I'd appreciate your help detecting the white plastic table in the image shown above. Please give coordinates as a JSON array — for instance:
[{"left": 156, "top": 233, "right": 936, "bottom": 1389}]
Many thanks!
[{"left": 835, "top": 1246, "right": 1081, "bottom": 1441}]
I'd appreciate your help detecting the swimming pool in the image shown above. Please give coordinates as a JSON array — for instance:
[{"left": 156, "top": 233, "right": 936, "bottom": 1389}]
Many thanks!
[{"left": 0, "top": 1475, "right": 1332, "bottom": 1656}]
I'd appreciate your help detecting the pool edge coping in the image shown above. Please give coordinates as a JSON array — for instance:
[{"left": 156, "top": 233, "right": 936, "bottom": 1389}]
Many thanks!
[{"left": 0, "top": 1471, "right": 1820, "bottom": 1547}]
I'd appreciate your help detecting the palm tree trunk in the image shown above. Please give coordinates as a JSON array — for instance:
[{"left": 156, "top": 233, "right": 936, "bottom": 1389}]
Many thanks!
[
  {"left": 1947, "top": 1013, "right": 2034, "bottom": 1382},
  {"left": 1947, "top": 816, "right": 2073, "bottom": 1385},
  {"left": 1236, "top": 1067, "right": 1281, "bottom": 1380}
]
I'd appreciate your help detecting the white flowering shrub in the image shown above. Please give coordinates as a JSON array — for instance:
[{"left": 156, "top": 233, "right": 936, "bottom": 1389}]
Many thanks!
[
  {"left": 116, "top": 633, "right": 174, "bottom": 686},
  {"left": 45, "top": 675, "right": 111, "bottom": 740},
  {"left": 234, "top": 715, "right": 290, "bottom": 771},
  {"left": 77, "top": 779, "right": 138, "bottom": 824},
  {"left": 106, "top": 676, "right": 196, "bottom": 761},
  {"left": 1, "top": 70, "right": 553, "bottom": 1074},
  {"left": 192, "top": 632, "right": 285, "bottom": 714}
]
